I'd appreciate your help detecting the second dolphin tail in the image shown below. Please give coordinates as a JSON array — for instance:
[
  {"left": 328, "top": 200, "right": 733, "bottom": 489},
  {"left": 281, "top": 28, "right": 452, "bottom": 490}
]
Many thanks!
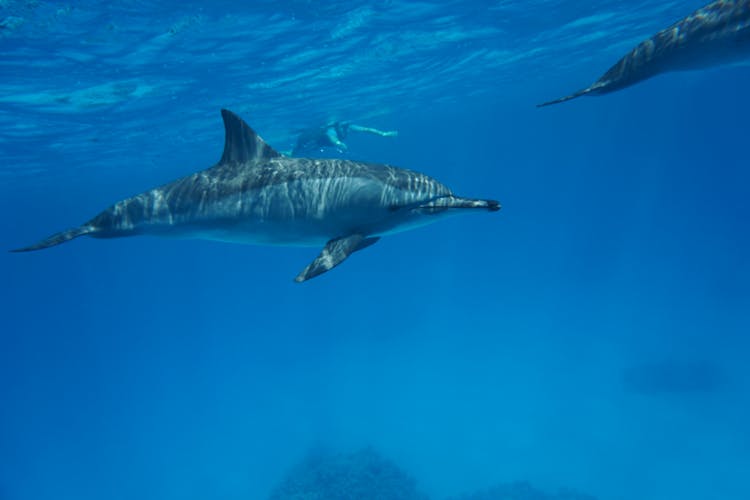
[
  {"left": 537, "top": 87, "right": 592, "bottom": 107},
  {"left": 10, "top": 224, "right": 96, "bottom": 252}
]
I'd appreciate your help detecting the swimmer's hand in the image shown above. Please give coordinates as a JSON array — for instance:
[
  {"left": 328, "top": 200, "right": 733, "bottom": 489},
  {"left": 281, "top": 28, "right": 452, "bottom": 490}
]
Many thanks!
[{"left": 383, "top": 130, "right": 398, "bottom": 137}]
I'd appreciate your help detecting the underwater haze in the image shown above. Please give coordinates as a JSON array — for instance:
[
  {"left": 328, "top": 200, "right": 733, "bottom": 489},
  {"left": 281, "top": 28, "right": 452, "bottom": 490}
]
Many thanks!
[{"left": 2, "top": 1, "right": 750, "bottom": 499}]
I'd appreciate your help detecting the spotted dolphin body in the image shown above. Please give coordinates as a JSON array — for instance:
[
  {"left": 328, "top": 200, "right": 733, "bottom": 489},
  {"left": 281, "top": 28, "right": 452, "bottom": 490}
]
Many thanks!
[
  {"left": 539, "top": 0, "right": 750, "bottom": 107},
  {"left": 12, "top": 110, "right": 500, "bottom": 282}
]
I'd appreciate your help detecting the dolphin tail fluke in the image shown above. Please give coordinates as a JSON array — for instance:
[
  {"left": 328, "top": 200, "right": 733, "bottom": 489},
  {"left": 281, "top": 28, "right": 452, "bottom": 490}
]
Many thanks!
[
  {"left": 10, "top": 225, "right": 96, "bottom": 252},
  {"left": 537, "top": 87, "right": 591, "bottom": 108}
]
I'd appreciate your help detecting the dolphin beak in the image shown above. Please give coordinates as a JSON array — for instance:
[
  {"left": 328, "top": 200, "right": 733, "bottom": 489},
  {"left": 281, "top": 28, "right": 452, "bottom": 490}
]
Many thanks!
[
  {"left": 484, "top": 199, "right": 501, "bottom": 211},
  {"left": 419, "top": 196, "right": 501, "bottom": 213}
]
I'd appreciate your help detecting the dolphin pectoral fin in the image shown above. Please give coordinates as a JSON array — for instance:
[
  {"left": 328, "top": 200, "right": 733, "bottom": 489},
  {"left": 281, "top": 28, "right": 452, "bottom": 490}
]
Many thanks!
[{"left": 294, "top": 234, "right": 380, "bottom": 283}]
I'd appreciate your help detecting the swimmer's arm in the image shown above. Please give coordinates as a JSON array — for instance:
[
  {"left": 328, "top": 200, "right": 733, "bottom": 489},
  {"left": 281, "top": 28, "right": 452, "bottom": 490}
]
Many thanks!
[
  {"left": 325, "top": 127, "right": 347, "bottom": 149},
  {"left": 348, "top": 124, "right": 398, "bottom": 137}
]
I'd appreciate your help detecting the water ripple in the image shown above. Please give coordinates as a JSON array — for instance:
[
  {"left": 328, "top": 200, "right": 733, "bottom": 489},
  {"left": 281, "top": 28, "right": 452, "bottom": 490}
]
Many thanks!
[{"left": 0, "top": 0, "right": 693, "bottom": 184}]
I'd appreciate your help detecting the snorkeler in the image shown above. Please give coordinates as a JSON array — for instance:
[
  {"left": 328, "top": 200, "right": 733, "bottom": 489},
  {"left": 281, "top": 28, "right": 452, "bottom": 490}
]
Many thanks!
[{"left": 292, "top": 121, "right": 397, "bottom": 156}]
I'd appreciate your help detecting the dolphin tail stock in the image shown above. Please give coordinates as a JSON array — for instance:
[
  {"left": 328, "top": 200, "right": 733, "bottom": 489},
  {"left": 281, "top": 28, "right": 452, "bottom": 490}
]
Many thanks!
[
  {"left": 537, "top": 87, "right": 593, "bottom": 107},
  {"left": 10, "top": 224, "right": 96, "bottom": 252}
]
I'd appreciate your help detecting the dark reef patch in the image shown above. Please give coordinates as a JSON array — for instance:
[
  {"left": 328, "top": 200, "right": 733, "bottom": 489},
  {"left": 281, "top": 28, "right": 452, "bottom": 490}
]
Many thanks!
[
  {"left": 269, "top": 447, "right": 429, "bottom": 500},
  {"left": 269, "top": 448, "right": 598, "bottom": 500}
]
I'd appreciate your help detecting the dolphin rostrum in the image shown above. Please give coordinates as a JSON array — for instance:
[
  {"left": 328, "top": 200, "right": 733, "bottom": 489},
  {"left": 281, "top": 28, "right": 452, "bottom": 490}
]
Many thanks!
[
  {"left": 538, "top": 0, "right": 750, "bottom": 107},
  {"left": 12, "top": 110, "right": 500, "bottom": 282}
]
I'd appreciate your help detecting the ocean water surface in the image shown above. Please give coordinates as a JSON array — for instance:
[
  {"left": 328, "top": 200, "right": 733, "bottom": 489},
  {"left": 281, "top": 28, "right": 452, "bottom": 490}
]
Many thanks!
[{"left": 1, "top": 1, "right": 749, "bottom": 499}]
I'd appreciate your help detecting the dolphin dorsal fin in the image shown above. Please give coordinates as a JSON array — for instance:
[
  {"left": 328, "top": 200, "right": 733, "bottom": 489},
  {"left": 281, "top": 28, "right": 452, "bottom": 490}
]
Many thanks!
[{"left": 219, "top": 109, "right": 281, "bottom": 164}]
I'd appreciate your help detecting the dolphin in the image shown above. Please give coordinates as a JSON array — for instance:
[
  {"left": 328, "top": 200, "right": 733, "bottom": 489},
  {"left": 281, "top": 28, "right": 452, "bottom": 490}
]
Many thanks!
[
  {"left": 538, "top": 0, "right": 750, "bottom": 107},
  {"left": 12, "top": 109, "right": 500, "bottom": 282}
]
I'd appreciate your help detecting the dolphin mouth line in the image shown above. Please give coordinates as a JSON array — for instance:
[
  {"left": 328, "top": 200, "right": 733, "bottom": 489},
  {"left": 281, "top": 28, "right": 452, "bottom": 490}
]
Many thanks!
[
  {"left": 417, "top": 194, "right": 452, "bottom": 209},
  {"left": 418, "top": 195, "right": 501, "bottom": 212}
]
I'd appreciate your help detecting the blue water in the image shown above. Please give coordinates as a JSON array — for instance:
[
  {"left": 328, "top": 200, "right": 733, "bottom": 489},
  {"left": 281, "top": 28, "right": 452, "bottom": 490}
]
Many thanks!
[{"left": 2, "top": 1, "right": 749, "bottom": 499}]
